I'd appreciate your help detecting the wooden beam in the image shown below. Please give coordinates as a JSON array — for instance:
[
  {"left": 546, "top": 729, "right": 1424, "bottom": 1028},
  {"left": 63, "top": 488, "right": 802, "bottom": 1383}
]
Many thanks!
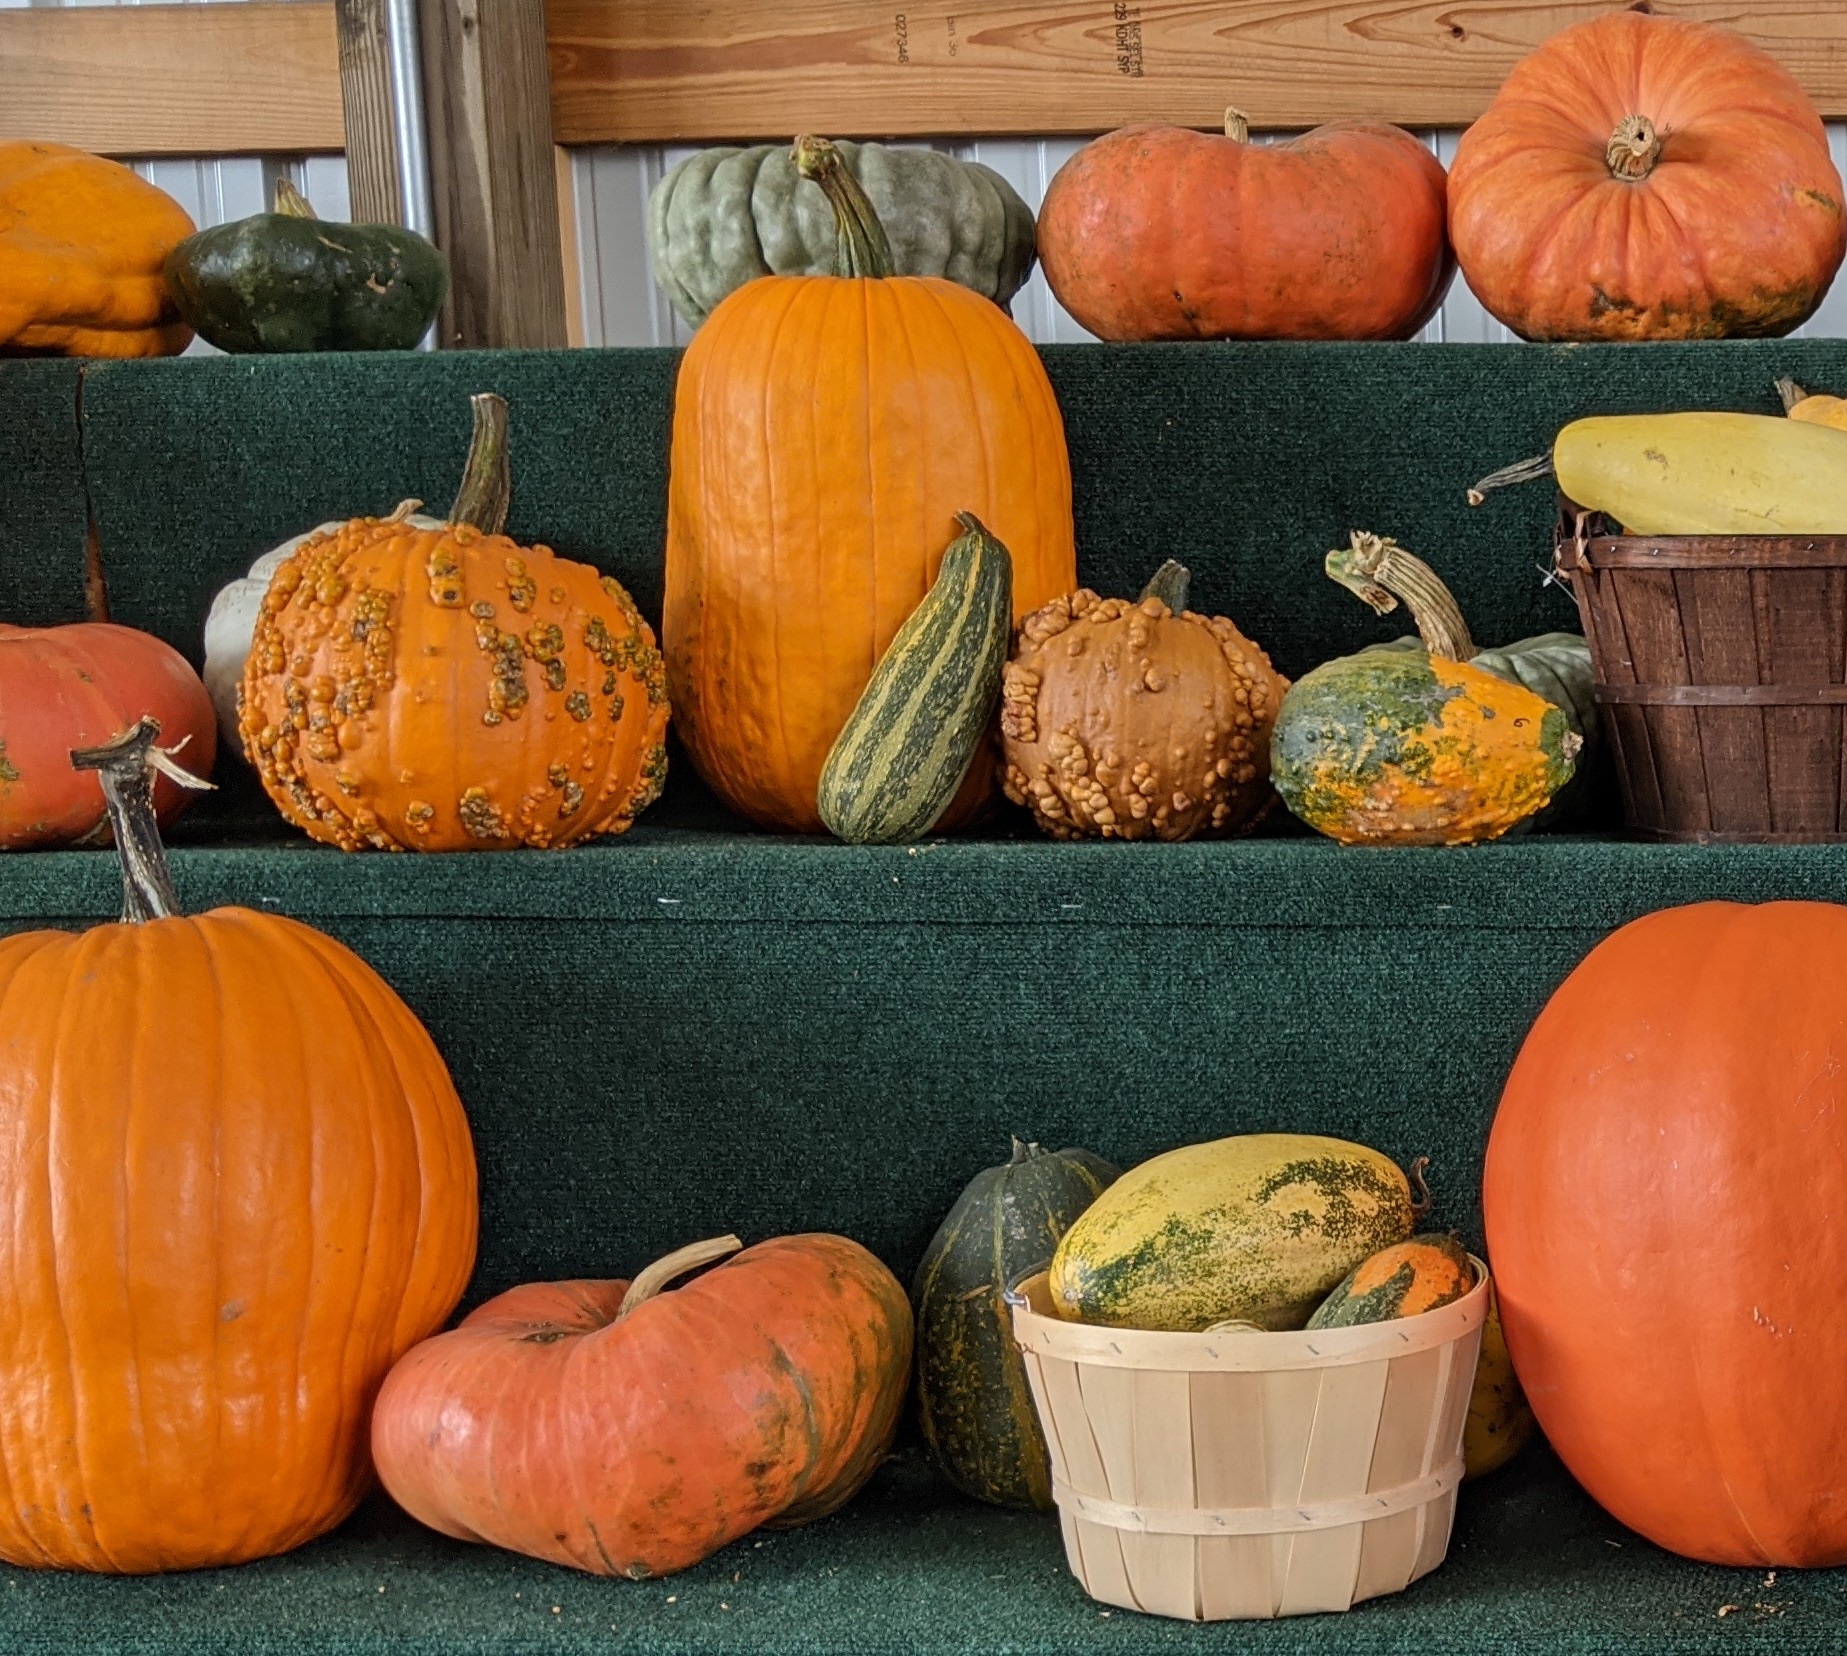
[
  {"left": 0, "top": 3, "right": 343, "bottom": 157},
  {"left": 335, "top": 0, "right": 403, "bottom": 223},
  {"left": 546, "top": 0, "right": 1847, "bottom": 141},
  {"left": 420, "top": 0, "right": 570, "bottom": 349}
]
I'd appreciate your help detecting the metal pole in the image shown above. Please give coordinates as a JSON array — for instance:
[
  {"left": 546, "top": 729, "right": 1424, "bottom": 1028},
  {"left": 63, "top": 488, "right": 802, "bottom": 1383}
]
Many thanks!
[{"left": 382, "top": 0, "right": 438, "bottom": 346}]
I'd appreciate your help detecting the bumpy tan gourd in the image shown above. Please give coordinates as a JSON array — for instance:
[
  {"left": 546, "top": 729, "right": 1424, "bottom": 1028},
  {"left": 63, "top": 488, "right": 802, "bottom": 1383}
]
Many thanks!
[{"left": 999, "top": 566, "right": 1287, "bottom": 840}]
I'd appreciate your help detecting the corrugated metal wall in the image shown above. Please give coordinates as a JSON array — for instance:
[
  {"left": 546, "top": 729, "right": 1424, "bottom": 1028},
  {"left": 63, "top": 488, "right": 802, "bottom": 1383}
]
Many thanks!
[{"left": 15, "top": 0, "right": 1847, "bottom": 350}]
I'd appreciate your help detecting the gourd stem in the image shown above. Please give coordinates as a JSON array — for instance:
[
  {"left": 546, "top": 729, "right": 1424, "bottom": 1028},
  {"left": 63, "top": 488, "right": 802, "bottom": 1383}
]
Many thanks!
[
  {"left": 1009, "top": 1136, "right": 1043, "bottom": 1164},
  {"left": 1138, "top": 559, "right": 1192, "bottom": 613},
  {"left": 273, "top": 178, "right": 317, "bottom": 219},
  {"left": 69, "top": 718, "right": 212, "bottom": 925},
  {"left": 1325, "top": 531, "right": 1476, "bottom": 662},
  {"left": 792, "top": 136, "right": 895, "bottom": 280},
  {"left": 615, "top": 1234, "right": 743, "bottom": 1319},
  {"left": 446, "top": 392, "right": 511, "bottom": 535},
  {"left": 1223, "top": 107, "right": 1251, "bottom": 143},
  {"left": 1606, "top": 115, "right": 1662, "bottom": 181},
  {"left": 1409, "top": 1156, "right": 1432, "bottom": 1218},
  {"left": 1466, "top": 453, "right": 1555, "bottom": 507},
  {"left": 1777, "top": 377, "right": 1809, "bottom": 413}
]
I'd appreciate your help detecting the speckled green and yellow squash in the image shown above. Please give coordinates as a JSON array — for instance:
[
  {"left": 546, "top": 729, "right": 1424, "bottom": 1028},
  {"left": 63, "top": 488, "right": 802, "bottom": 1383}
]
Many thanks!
[
  {"left": 1306, "top": 1232, "right": 1474, "bottom": 1329},
  {"left": 1049, "top": 1133, "right": 1417, "bottom": 1332}
]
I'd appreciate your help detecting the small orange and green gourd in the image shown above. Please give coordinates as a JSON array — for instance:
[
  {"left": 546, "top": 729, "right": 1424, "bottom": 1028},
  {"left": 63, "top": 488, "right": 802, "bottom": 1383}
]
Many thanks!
[
  {"left": 1271, "top": 533, "right": 1584, "bottom": 845},
  {"left": 912, "top": 1140, "right": 1117, "bottom": 1509},
  {"left": 1306, "top": 1232, "right": 1474, "bottom": 1329}
]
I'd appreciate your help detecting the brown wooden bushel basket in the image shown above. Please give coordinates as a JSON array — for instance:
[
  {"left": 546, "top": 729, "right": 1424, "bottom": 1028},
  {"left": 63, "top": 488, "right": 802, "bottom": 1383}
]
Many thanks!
[{"left": 1558, "top": 504, "right": 1847, "bottom": 842}]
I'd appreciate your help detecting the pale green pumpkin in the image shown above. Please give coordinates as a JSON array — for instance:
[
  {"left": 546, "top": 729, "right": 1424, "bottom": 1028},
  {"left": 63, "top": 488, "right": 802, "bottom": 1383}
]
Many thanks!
[{"left": 647, "top": 139, "right": 1036, "bottom": 328}]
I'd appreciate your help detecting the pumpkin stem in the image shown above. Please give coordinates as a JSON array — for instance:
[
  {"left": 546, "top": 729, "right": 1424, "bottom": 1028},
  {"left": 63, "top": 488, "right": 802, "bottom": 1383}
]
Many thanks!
[
  {"left": 1777, "top": 376, "right": 1809, "bottom": 413},
  {"left": 1223, "top": 107, "right": 1251, "bottom": 143},
  {"left": 1606, "top": 115, "right": 1663, "bottom": 181},
  {"left": 615, "top": 1234, "right": 744, "bottom": 1320},
  {"left": 1009, "top": 1136, "right": 1044, "bottom": 1164},
  {"left": 792, "top": 136, "right": 895, "bottom": 280},
  {"left": 446, "top": 393, "right": 511, "bottom": 536},
  {"left": 273, "top": 177, "right": 317, "bottom": 219},
  {"left": 69, "top": 717, "right": 214, "bottom": 925},
  {"left": 1466, "top": 452, "right": 1555, "bottom": 507},
  {"left": 1325, "top": 531, "right": 1476, "bottom": 662},
  {"left": 1138, "top": 559, "right": 1192, "bottom": 614}
]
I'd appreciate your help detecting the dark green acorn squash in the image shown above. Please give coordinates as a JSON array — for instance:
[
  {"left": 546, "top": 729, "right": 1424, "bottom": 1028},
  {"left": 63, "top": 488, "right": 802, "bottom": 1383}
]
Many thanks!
[
  {"left": 912, "top": 1139, "right": 1118, "bottom": 1510},
  {"left": 163, "top": 181, "right": 448, "bottom": 353}
]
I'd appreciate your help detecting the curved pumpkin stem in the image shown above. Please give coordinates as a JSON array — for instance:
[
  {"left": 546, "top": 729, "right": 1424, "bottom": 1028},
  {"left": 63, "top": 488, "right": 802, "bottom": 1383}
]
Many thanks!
[
  {"left": 446, "top": 392, "right": 511, "bottom": 536},
  {"left": 792, "top": 137, "right": 895, "bottom": 280},
  {"left": 1606, "top": 115, "right": 1663, "bottom": 181},
  {"left": 1138, "top": 559, "right": 1192, "bottom": 614},
  {"left": 273, "top": 177, "right": 317, "bottom": 219},
  {"left": 69, "top": 717, "right": 213, "bottom": 925},
  {"left": 615, "top": 1234, "right": 743, "bottom": 1320},
  {"left": 1325, "top": 531, "right": 1476, "bottom": 662}
]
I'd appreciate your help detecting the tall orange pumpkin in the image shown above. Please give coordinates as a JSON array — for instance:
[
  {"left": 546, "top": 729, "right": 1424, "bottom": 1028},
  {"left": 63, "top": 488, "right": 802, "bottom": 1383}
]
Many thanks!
[
  {"left": 1485, "top": 901, "right": 1847, "bottom": 1566},
  {"left": 0, "top": 721, "right": 477, "bottom": 1573},
  {"left": 1449, "top": 11, "right": 1846, "bottom": 341},
  {"left": 663, "top": 137, "right": 1076, "bottom": 833}
]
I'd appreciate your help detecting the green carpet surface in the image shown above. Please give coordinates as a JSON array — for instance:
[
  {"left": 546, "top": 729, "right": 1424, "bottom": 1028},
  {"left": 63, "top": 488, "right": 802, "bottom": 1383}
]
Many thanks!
[
  {"left": 2, "top": 359, "right": 88, "bottom": 628},
  {"left": 8, "top": 1448, "right": 1842, "bottom": 1654}
]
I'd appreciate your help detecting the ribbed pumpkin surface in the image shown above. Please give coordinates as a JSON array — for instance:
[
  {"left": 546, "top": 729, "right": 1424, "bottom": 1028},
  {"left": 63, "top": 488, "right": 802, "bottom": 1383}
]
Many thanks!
[
  {"left": 663, "top": 272, "right": 1076, "bottom": 833},
  {"left": 0, "top": 908, "right": 477, "bottom": 1572}
]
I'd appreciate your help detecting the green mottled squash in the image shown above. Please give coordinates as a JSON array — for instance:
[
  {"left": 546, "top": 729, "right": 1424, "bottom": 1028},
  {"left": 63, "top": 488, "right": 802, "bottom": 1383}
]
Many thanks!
[
  {"left": 1050, "top": 1133, "right": 1417, "bottom": 1332},
  {"left": 1271, "top": 533, "right": 1582, "bottom": 846},
  {"left": 164, "top": 181, "right": 448, "bottom": 353},
  {"left": 817, "top": 513, "right": 1012, "bottom": 845},
  {"left": 1306, "top": 1232, "right": 1474, "bottom": 1329},
  {"left": 912, "top": 1139, "right": 1118, "bottom": 1510},
  {"left": 648, "top": 139, "right": 1037, "bottom": 328}
]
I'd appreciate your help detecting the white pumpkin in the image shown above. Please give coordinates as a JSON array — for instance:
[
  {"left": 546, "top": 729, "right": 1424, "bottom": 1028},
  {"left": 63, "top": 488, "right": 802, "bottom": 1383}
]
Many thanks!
[{"left": 202, "top": 516, "right": 442, "bottom": 760}]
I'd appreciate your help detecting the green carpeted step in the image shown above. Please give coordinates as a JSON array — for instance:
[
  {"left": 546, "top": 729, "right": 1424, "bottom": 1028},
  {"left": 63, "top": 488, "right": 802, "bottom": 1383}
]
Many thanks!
[
  {"left": 3, "top": 359, "right": 88, "bottom": 629},
  {"left": 6, "top": 1447, "right": 1833, "bottom": 1653}
]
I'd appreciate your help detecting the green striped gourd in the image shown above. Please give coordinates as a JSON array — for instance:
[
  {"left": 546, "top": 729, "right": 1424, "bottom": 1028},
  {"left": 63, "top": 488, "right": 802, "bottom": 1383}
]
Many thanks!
[
  {"left": 1305, "top": 1232, "right": 1474, "bottom": 1329},
  {"left": 817, "top": 513, "right": 1013, "bottom": 844},
  {"left": 912, "top": 1140, "right": 1118, "bottom": 1510}
]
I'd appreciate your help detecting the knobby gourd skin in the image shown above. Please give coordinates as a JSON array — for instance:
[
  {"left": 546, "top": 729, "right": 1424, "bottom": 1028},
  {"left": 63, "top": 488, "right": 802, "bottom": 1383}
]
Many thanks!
[
  {"left": 1448, "top": 11, "right": 1846, "bottom": 341},
  {"left": 371, "top": 1235, "right": 912, "bottom": 1579},
  {"left": 664, "top": 138, "right": 1076, "bottom": 833},
  {"left": 0, "top": 140, "right": 194, "bottom": 357},
  {"left": 1001, "top": 575, "right": 1287, "bottom": 840},
  {"left": 648, "top": 138, "right": 1037, "bottom": 327},
  {"left": 1049, "top": 1134, "right": 1414, "bottom": 1333},
  {"left": 911, "top": 1141, "right": 1117, "bottom": 1510},
  {"left": 1037, "top": 114, "right": 1453, "bottom": 341}
]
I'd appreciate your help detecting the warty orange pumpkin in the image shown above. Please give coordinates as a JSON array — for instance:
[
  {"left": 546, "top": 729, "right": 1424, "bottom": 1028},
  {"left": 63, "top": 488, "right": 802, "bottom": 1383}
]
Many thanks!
[
  {"left": 1448, "top": 11, "right": 1846, "bottom": 341},
  {"left": 240, "top": 393, "right": 669, "bottom": 850},
  {"left": 1036, "top": 111, "right": 1453, "bottom": 341},
  {"left": 663, "top": 136, "right": 1076, "bottom": 833},
  {"left": 0, "top": 720, "right": 478, "bottom": 1572},
  {"left": 371, "top": 1233, "right": 913, "bottom": 1579}
]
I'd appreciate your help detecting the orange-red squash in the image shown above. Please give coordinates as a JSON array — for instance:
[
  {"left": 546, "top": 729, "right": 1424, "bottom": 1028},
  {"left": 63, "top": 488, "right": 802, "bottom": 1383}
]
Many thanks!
[
  {"left": 372, "top": 1233, "right": 913, "bottom": 1579},
  {"left": 0, "top": 620, "right": 214, "bottom": 848},
  {"left": 663, "top": 136, "right": 1076, "bottom": 833},
  {"left": 1036, "top": 113, "right": 1453, "bottom": 341},
  {"left": 0, "top": 721, "right": 477, "bottom": 1573},
  {"left": 1449, "top": 12, "right": 1846, "bottom": 341},
  {"left": 1486, "top": 901, "right": 1847, "bottom": 1566}
]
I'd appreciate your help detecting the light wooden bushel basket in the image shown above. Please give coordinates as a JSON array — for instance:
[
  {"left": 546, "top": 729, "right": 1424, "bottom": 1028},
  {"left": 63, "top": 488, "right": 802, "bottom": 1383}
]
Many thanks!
[{"left": 1007, "top": 1262, "right": 1488, "bottom": 1622}]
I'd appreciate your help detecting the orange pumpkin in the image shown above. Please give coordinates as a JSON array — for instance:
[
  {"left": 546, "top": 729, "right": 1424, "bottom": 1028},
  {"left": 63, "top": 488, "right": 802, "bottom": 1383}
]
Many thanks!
[
  {"left": 241, "top": 394, "right": 669, "bottom": 850},
  {"left": 0, "top": 141, "right": 194, "bottom": 357},
  {"left": 1486, "top": 901, "right": 1847, "bottom": 1566},
  {"left": 1035, "top": 112, "right": 1453, "bottom": 341},
  {"left": 372, "top": 1233, "right": 913, "bottom": 1579},
  {"left": 0, "top": 620, "right": 214, "bottom": 848},
  {"left": 663, "top": 136, "right": 1076, "bottom": 833},
  {"left": 0, "top": 721, "right": 477, "bottom": 1572},
  {"left": 1449, "top": 12, "right": 1846, "bottom": 341}
]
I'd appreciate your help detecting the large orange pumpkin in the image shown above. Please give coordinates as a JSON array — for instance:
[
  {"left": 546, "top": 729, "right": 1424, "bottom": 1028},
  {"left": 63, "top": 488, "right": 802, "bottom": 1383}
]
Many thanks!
[
  {"left": 372, "top": 1233, "right": 913, "bottom": 1579},
  {"left": 1449, "top": 11, "right": 1847, "bottom": 341},
  {"left": 0, "top": 620, "right": 214, "bottom": 848},
  {"left": 1035, "top": 113, "right": 1453, "bottom": 342},
  {"left": 0, "top": 721, "right": 477, "bottom": 1573},
  {"left": 1485, "top": 901, "right": 1847, "bottom": 1565},
  {"left": 663, "top": 136, "right": 1076, "bottom": 833},
  {"left": 241, "top": 393, "right": 669, "bottom": 850}
]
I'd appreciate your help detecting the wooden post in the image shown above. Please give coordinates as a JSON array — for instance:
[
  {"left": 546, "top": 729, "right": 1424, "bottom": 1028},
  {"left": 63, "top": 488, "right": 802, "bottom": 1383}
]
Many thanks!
[
  {"left": 419, "top": 0, "right": 570, "bottom": 349},
  {"left": 334, "top": 0, "right": 401, "bottom": 224}
]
